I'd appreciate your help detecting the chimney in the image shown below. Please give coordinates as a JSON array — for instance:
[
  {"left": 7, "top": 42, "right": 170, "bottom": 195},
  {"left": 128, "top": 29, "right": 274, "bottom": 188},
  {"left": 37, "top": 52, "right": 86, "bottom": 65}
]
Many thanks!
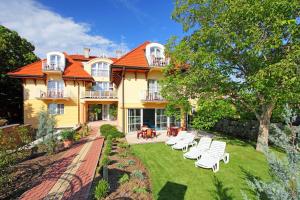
[{"left": 83, "top": 48, "right": 90, "bottom": 58}]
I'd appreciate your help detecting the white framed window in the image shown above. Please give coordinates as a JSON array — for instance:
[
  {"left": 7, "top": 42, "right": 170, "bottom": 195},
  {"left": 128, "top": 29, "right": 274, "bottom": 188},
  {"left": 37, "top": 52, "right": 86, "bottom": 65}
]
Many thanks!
[
  {"left": 48, "top": 103, "right": 64, "bottom": 115},
  {"left": 156, "top": 109, "right": 167, "bottom": 130},
  {"left": 148, "top": 80, "right": 160, "bottom": 92},
  {"left": 128, "top": 109, "right": 141, "bottom": 132},
  {"left": 169, "top": 116, "right": 181, "bottom": 127},
  {"left": 91, "top": 62, "right": 109, "bottom": 77},
  {"left": 93, "top": 82, "right": 113, "bottom": 91},
  {"left": 150, "top": 46, "right": 162, "bottom": 58},
  {"left": 48, "top": 80, "right": 64, "bottom": 91}
]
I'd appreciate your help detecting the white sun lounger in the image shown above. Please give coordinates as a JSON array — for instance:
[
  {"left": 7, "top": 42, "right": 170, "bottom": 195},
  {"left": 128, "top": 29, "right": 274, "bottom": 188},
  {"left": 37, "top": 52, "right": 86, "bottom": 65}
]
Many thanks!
[
  {"left": 183, "top": 137, "right": 212, "bottom": 159},
  {"left": 165, "top": 131, "right": 188, "bottom": 145},
  {"left": 195, "top": 141, "right": 229, "bottom": 172},
  {"left": 171, "top": 134, "right": 196, "bottom": 152}
]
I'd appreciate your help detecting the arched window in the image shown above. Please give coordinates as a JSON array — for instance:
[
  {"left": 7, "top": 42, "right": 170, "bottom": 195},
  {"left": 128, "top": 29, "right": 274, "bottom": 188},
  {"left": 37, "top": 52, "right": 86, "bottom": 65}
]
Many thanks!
[
  {"left": 45, "top": 52, "right": 65, "bottom": 71},
  {"left": 150, "top": 47, "right": 162, "bottom": 58},
  {"left": 91, "top": 62, "right": 109, "bottom": 77}
]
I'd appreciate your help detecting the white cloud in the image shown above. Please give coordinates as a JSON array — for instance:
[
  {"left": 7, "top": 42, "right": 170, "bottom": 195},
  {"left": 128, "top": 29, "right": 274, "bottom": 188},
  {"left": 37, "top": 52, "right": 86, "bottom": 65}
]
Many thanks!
[{"left": 0, "top": 0, "right": 128, "bottom": 57}]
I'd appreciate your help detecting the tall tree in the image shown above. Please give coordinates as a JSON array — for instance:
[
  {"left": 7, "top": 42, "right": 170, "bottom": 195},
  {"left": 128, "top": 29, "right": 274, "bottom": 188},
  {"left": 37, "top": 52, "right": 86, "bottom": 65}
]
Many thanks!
[
  {"left": 163, "top": 0, "right": 300, "bottom": 151},
  {"left": 0, "top": 25, "right": 38, "bottom": 123}
]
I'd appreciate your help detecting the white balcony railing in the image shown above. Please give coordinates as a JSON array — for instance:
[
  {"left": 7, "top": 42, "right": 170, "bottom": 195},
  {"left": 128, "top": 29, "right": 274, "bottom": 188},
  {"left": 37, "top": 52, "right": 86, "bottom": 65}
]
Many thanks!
[
  {"left": 140, "top": 90, "right": 165, "bottom": 102},
  {"left": 39, "top": 90, "right": 69, "bottom": 99},
  {"left": 81, "top": 90, "right": 117, "bottom": 99},
  {"left": 42, "top": 60, "right": 64, "bottom": 72},
  {"left": 149, "top": 57, "right": 170, "bottom": 67}
]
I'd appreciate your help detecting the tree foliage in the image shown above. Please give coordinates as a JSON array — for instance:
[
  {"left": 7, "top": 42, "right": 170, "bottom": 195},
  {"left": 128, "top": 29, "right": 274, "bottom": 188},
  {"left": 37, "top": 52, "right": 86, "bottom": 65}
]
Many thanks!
[
  {"left": 192, "top": 98, "right": 236, "bottom": 130},
  {"left": 244, "top": 106, "right": 300, "bottom": 200},
  {"left": 163, "top": 0, "right": 300, "bottom": 150},
  {"left": 0, "top": 25, "right": 38, "bottom": 123}
]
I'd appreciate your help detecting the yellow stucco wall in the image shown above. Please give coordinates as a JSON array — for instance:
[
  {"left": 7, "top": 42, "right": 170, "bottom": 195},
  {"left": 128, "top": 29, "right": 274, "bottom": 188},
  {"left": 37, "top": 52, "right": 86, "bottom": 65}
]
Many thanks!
[
  {"left": 115, "top": 69, "right": 167, "bottom": 133},
  {"left": 23, "top": 76, "right": 85, "bottom": 128}
]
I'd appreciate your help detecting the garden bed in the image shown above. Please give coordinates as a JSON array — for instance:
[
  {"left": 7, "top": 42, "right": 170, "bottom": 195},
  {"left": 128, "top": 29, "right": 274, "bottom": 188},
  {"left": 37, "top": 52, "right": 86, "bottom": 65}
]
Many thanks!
[
  {"left": 0, "top": 147, "right": 65, "bottom": 199},
  {"left": 92, "top": 138, "right": 152, "bottom": 200}
]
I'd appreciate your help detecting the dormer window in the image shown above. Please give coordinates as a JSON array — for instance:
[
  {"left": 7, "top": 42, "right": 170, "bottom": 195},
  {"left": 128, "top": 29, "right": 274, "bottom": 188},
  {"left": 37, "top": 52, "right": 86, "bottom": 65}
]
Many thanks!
[
  {"left": 43, "top": 52, "right": 66, "bottom": 72},
  {"left": 91, "top": 62, "right": 109, "bottom": 77},
  {"left": 150, "top": 47, "right": 162, "bottom": 58},
  {"left": 146, "top": 43, "right": 170, "bottom": 67}
]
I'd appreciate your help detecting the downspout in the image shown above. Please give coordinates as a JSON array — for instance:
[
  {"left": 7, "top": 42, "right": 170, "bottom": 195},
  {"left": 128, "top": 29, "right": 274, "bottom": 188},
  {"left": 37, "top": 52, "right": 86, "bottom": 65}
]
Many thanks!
[
  {"left": 122, "top": 67, "right": 125, "bottom": 133},
  {"left": 78, "top": 81, "right": 80, "bottom": 124}
]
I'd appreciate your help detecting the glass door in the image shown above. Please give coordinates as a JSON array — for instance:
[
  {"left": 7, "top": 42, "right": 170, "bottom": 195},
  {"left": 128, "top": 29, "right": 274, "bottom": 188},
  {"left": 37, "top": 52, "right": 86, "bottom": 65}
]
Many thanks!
[
  {"left": 128, "top": 109, "right": 141, "bottom": 132},
  {"left": 156, "top": 109, "right": 167, "bottom": 130},
  {"left": 102, "top": 104, "right": 109, "bottom": 120}
]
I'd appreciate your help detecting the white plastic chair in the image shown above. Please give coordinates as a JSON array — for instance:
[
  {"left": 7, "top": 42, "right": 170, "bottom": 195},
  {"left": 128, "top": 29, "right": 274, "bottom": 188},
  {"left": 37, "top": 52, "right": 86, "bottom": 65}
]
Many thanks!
[
  {"left": 183, "top": 137, "right": 212, "bottom": 159},
  {"left": 171, "top": 134, "right": 196, "bottom": 152},
  {"left": 194, "top": 141, "right": 229, "bottom": 172},
  {"left": 165, "top": 131, "right": 188, "bottom": 145}
]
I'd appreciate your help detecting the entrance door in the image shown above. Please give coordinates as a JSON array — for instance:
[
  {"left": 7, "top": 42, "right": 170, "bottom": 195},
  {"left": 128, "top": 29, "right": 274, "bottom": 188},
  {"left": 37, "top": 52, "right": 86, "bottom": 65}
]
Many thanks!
[
  {"left": 102, "top": 104, "right": 110, "bottom": 120},
  {"left": 128, "top": 109, "right": 141, "bottom": 132},
  {"left": 143, "top": 109, "right": 155, "bottom": 128},
  {"left": 156, "top": 109, "right": 167, "bottom": 130}
]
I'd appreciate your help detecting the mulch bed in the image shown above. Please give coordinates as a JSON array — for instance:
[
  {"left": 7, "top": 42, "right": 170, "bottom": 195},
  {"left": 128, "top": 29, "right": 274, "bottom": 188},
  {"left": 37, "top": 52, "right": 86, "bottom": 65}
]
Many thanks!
[
  {"left": 0, "top": 148, "right": 66, "bottom": 200},
  {"left": 92, "top": 138, "right": 153, "bottom": 200}
]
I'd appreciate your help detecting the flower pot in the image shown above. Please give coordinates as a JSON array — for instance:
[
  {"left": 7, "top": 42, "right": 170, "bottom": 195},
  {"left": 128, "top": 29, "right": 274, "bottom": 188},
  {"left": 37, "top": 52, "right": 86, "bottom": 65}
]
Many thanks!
[{"left": 63, "top": 140, "right": 73, "bottom": 148}]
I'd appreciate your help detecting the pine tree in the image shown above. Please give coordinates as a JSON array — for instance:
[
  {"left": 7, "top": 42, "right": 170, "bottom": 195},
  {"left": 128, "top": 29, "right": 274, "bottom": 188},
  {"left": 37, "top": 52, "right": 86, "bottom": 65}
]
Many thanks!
[{"left": 245, "top": 105, "right": 300, "bottom": 200}]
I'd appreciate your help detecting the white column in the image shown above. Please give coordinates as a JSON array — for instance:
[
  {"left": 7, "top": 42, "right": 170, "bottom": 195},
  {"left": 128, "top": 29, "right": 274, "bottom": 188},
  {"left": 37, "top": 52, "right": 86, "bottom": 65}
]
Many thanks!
[
  {"left": 141, "top": 109, "right": 143, "bottom": 127},
  {"left": 155, "top": 108, "right": 157, "bottom": 129}
]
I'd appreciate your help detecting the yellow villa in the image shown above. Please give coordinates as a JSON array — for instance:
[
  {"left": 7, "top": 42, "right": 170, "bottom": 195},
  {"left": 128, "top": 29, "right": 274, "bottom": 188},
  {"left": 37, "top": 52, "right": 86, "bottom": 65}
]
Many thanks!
[{"left": 8, "top": 41, "right": 182, "bottom": 133}]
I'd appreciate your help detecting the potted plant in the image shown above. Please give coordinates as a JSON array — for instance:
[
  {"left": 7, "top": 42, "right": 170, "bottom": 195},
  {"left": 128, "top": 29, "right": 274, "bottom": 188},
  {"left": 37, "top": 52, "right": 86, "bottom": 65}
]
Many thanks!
[{"left": 61, "top": 129, "right": 75, "bottom": 148}]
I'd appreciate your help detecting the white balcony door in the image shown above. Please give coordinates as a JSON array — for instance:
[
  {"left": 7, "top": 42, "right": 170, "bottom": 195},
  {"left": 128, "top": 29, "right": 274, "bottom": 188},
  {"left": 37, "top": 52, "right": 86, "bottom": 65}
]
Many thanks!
[
  {"left": 47, "top": 80, "right": 65, "bottom": 92},
  {"left": 128, "top": 109, "right": 141, "bottom": 132},
  {"left": 148, "top": 80, "right": 160, "bottom": 92},
  {"left": 49, "top": 55, "right": 61, "bottom": 69},
  {"left": 102, "top": 104, "right": 110, "bottom": 120},
  {"left": 155, "top": 109, "right": 167, "bottom": 130}
]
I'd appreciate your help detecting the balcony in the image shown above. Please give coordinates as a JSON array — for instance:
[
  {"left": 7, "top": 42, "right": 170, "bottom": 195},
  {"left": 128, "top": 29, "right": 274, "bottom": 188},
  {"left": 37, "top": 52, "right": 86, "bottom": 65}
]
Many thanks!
[
  {"left": 149, "top": 57, "right": 170, "bottom": 67},
  {"left": 38, "top": 90, "right": 70, "bottom": 100},
  {"left": 81, "top": 90, "right": 117, "bottom": 99},
  {"left": 42, "top": 60, "right": 64, "bottom": 73},
  {"left": 140, "top": 90, "right": 166, "bottom": 102}
]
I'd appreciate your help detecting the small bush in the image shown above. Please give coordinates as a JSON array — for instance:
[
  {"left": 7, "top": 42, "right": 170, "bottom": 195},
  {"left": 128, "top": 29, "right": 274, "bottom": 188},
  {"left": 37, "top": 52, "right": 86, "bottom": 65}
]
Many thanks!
[
  {"left": 127, "top": 160, "right": 136, "bottom": 166},
  {"left": 133, "top": 186, "right": 148, "bottom": 194},
  {"left": 94, "top": 179, "right": 109, "bottom": 200},
  {"left": 100, "top": 124, "right": 125, "bottom": 139},
  {"left": 61, "top": 129, "right": 75, "bottom": 141},
  {"left": 101, "top": 155, "right": 110, "bottom": 166},
  {"left": 118, "top": 142, "right": 130, "bottom": 149},
  {"left": 118, "top": 151, "right": 128, "bottom": 158},
  {"left": 118, "top": 173, "right": 130, "bottom": 184},
  {"left": 131, "top": 170, "right": 145, "bottom": 180},
  {"left": 116, "top": 162, "right": 126, "bottom": 169}
]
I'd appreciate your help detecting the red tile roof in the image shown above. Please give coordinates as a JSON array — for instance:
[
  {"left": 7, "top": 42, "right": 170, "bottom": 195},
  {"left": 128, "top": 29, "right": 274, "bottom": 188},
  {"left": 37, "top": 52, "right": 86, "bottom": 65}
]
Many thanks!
[
  {"left": 8, "top": 53, "right": 93, "bottom": 80},
  {"left": 112, "top": 41, "right": 150, "bottom": 68},
  {"left": 63, "top": 55, "right": 93, "bottom": 80},
  {"left": 69, "top": 54, "right": 98, "bottom": 61},
  {"left": 7, "top": 60, "right": 44, "bottom": 77}
]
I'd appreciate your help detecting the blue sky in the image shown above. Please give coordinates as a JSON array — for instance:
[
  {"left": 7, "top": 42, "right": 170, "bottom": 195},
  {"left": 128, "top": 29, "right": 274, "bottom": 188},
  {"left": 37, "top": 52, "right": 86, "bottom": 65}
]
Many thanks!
[
  {"left": 40, "top": 0, "right": 184, "bottom": 47},
  {"left": 0, "top": 0, "right": 184, "bottom": 57}
]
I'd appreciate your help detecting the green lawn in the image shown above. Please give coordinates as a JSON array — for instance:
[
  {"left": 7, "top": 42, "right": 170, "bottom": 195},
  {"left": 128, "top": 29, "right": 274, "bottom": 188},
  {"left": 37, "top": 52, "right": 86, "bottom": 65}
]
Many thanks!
[{"left": 131, "top": 137, "right": 273, "bottom": 200}]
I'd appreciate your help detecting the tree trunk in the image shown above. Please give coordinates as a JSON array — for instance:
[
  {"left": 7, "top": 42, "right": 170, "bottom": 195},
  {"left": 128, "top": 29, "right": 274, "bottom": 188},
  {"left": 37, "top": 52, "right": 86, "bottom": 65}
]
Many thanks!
[{"left": 256, "top": 104, "right": 274, "bottom": 152}]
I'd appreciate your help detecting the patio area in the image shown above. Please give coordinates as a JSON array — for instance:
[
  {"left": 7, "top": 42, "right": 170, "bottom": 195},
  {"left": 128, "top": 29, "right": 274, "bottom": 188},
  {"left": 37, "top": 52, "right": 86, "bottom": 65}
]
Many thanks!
[{"left": 125, "top": 129, "right": 213, "bottom": 144}]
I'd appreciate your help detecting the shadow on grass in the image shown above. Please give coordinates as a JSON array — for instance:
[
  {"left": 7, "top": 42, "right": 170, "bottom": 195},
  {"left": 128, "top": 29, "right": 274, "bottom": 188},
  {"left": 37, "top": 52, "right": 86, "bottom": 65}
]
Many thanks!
[
  {"left": 240, "top": 166, "right": 269, "bottom": 199},
  {"left": 157, "top": 181, "right": 187, "bottom": 200},
  {"left": 210, "top": 176, "right": 234, "bottom": 200}
]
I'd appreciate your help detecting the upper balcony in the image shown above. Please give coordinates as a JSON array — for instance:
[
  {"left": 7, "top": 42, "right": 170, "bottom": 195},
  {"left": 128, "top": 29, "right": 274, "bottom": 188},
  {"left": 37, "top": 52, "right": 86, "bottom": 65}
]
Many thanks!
[
  {"left": 149, "top": 57, "right": 170, "bottom": 67},
  {"left": 38, "top": 89, "right": 70, "bottom": 100},
  {"left": 140, "top": 90, "right": 166, "bottom": 102},
  {"left": 42, "top": 60, "right": 64, "bottom": 74},
  {"left": 81, "top": 90, "right": 118, "bottom": 100}
]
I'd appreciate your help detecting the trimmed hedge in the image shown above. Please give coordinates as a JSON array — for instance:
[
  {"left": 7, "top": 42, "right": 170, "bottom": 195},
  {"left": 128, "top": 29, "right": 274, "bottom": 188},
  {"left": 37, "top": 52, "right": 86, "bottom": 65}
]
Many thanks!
[{"left": 99, "top": 124, "right": 124, "bottom": 139}]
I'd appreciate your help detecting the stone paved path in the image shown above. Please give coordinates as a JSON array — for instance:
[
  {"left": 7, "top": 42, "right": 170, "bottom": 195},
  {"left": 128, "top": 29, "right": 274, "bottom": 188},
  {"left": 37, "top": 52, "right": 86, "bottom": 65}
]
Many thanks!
[{"left": 20, "top": 122, "right": 104, "bottom": 200}]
